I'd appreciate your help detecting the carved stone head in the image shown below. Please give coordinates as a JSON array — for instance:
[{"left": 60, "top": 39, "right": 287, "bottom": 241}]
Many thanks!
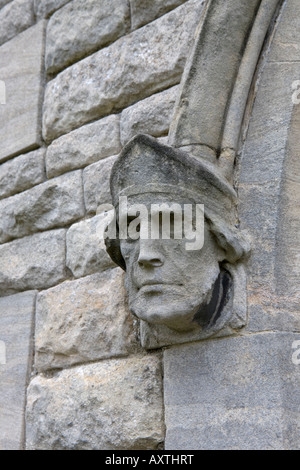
[{"left": 105, "top": 134, "right": 249, "bottom": 347}]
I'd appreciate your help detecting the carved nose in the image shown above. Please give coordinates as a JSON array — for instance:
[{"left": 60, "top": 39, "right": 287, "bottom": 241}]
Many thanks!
[{"left": 138, "top": 242, "right": 164, "bottom": 268}]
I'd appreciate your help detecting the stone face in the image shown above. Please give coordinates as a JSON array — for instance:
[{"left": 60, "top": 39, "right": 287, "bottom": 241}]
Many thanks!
[
  {"left": 0, "top": 291, "right": 36, "bottom": 450},
  {"left": 46, "top": 115, "right": 121, "bottom": 179},
  {"left": 46, "top": 0, "right": 130, "bottom": 75},
  {"left": 34, "top": 0, "right": 70, "bottom": 18},
  {"left": 0, "top": 0, "right": 34, "bottom": 46},
  {"left": 0, "top": 230, "right": 66, "bottom": 296},
  {"left": 0, "top": 149, "right": 45, "bottom": 200},
  {"left": 120, "top": 85, "right": 179, "bottom": 145},
  {"left": 0, "top": 171, "right": 85, "bottom": 244},
  {"left": 164, "top": 333, "right": 300, "bottom": 450},
  {"left": 66, "top": 214, "right": 116, "bottom": 278},
  {"left": 42, "top": 0, "right": 203, "bottom": 142},
  {"left": 35, "top": 269, "right": 138, "bottom": 371},
  {"left": 26, "top": 354, "right": 164, "bottom": 450},
  {"left": 0, "top": 22, "right": 45, "bottom": 162},
  {"left": 130, "top": 0, "right": 189, "bottom": 30},
  {"left": 83, "top": 155, "right": 116, "bottom": 214}
]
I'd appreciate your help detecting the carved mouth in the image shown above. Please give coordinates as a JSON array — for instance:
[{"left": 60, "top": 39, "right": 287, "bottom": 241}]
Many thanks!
[{"left": 138, "top": 281, "right": 183, "bottom": 291}]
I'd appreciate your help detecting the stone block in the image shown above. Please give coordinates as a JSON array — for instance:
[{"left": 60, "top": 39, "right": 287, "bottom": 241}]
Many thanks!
[
  {"left": 46, "top": 0, "right": 130, "bottom": 75},
  {"left": 0, "top": 171, "right": 85, "bottom": 244},
  {"left": 0, "top": 0, "right": 34, "bottom": 46},
  {"left": 46, "top": 114, "right": 121, "bottom": 179},
  {"left": 0, "top": 148, "right": 45, "bottom": 200},
  {"left": 66, "top": 214, "right": 116, "bottom": 278},
  {"left": 83, "top": 155, "right": 116, "bottom": 214},
  {"left": 0, "top": 21, "right": 45, "bottom": 162},
  {"left": 120, "top": 85, "right": 179, "bottom": 146},
  {"left": 268, "top": 0, "right": 300, "bottom": 62},
  {"left": 164, "top": 333, "right": 300, "bottom": 450},
  {"left": 42, "top": 0, "right": 203, "bottom": 142},
  {"left": 0, "top": 230, "right": 66, "bottom": 296},
  {"left": 130, "top": 0, "right": 189, "bottom": 30},
  {"left": 34, "top": 0, "right": 70, "bottom": 18},
  {"left": 0, "top": 291, "right": 36, "bottom": 450},
  {"left": 35, "top": 269, "right": 138, "bottom": 371},
  {"left": 26, "top": 354, "right": 164, "bottom": 450}
]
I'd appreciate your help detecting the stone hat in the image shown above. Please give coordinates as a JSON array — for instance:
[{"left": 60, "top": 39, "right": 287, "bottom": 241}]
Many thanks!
[
  {"left": 110, "top": 134, "right": 237, "bottom": 224},
  {"left": 106, "top": 134, "right": 249, "bottom": 270}
]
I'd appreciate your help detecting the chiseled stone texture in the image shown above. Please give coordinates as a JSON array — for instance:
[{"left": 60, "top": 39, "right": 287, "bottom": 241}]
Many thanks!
[
  {"left": 66, "top": 214, "right": 115, "bottom": 278},
  {"left": 130, "top": 0, "right": 189, "bottom": 30},
  {"left": 46, "top": 0, "right": 130, "bottom": 75},
  {"left": 0, "top": 230, "right": 66, "bottom": 296},
  {"left": 0, "top": 22, "right": 45, "bottom": 162},
  {"left": 26, "top": 354, "right": 164, "bottom": 450},
  {"left": 46, "top": 115, "right": 121, "bottom": 179},
  {"left": 120, "top": 85, "right": 179, "bottom": 145},
  {"left": 35, "top": 269, "right": 138, "bottom": 372},
  {"left": 164, "top": 333, "right": 300, "bottom": 450},
  {"left": 0, "top": 0, "right": 34, "bottom": 46},
  {"left": 0, "top": 170, "right": 84, "bottom": 244},
  {"left": 43, "top": 0, "right": 203, "bottom": 142},
  {"left": 34, "top": 0, "right": 70, "bottom": 18},
  {"left": 268, "top": 0, "right": 300, "bottom": 63},
  {"left": 0, "top": 149, "right": 45, "bottom": 200},
  {"left": 83, "top": 155, "right": 116, "bottom": 214},
  {"left": 0, "top": 291, "right": 36, "bottom": 450}
]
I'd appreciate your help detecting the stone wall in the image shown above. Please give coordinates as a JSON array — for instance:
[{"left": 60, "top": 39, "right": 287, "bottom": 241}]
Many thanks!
[
  {"left": 0, "top": 0, "right": 206, "bottom": 450},
  {"left": 0, "top": 0, "right": 300, "bottom": 451}
]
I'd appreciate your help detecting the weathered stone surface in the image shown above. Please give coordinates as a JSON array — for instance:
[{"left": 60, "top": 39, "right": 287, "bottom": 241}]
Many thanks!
[
  {"left": 43, "top": 0, "right": 203, "bottom": 142},
  {"left": 268, "top": 0, "right": 300, "bottom": 62},
  {"left": 0, "top": 0, "right": 12, "bottom": 9},
  {"left": 164, "top": 333, "right": 300, "bottom": 450},
  {"left": 0, "top": 22, "right": 45, "bottom": 162},
  {"left": 26, "top": 354, "right": 164, "bottom": 450},
  {"left": 66, "top": 214, "right": 116, "bottom": 278},
  {"left": 46, "top": 115, "right": 121, "bottom": 179},
  {"left": 130, "top": 0, "right": 189, "bottom": 30},
  {"left": 120, "top": 85, "right": 179, "bottom": 145},
  {"left": 0, "top": 0, "right": 34, "bottom": 46},
  {"left": 0, "top": 291, "right": 36, "bottom": 450},
  {"left": 46, "top": 0, "right": 130, "bottom": 75},
  {"left": 0, "top": 171, "right": 84, "bottom": 244},
  {"left": 35, "top": 269, "right": 138, "bottom": 371},
  {"left": 0, "top": 230, "right": 66, "bottom": 296},
  {"left": 83, "top": 155, "right": 116, "bottom": 214},
  {"left": 0, "top": 149, "right": 45, "bottom": 200},
  {"left": 34, "top": 0, "right": 70, "bottom": 18}
]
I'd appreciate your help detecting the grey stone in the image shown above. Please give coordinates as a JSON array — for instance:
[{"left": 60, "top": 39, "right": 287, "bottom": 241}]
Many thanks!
[
  {"left": 164, "top": 333, "right": 300, "bottom": 450},
  {"left": 83, "top": 155, "right": 116, "bottom": 214},
  {"left": 0, "top": 148, "right": 45, "bottom": 200},
  {"left": 130, "top": 0, "right": 189, "bottom": 30},
  {"left": 66, "top": 214, "right": 116, "bottom": 278},
  {"left": 26, "top": 355, "right": 164, "bottom": 450},
  {"left": 0, "top": 0, "right": 34, "bottom": 46},
  {"left": 35, "top": 269, "right": 139, "bottom": 372},
  {"left": 34, "top": 0, "right": 70, "bottom": 18},
  {"left": 0, "top": 171, "right": 85, "bottom": 244},
  {"left": 0, "top": 0, "right": 12, "bottom": 9},
  {"left": 0, "top": 21, "right": 45, "bottom": 162},
  {"left": 42, "top": 0, "right": 203, "bottom": 142},
  {"left": 0, "top": 230, "right": 66, "bottom": 296},
  {"left": 46, "top": 114, "right": 121, "bottom": 179},
  {"left": 120, "top": 86, "right": 179, "bottom": 146},
  {"left": 0, "top": 291, "right": 36, "bottom": 450},
  {"left": 46, "top": 0, "right": 130, "bottom": 75},
  {"left": 268, "top": 0, "right": 300, "bottom": 62}
]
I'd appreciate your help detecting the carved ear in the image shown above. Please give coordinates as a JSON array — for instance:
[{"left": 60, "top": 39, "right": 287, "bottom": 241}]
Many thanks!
[{"left": 206, "top": 214, "right": 251, "bottom": 264}]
